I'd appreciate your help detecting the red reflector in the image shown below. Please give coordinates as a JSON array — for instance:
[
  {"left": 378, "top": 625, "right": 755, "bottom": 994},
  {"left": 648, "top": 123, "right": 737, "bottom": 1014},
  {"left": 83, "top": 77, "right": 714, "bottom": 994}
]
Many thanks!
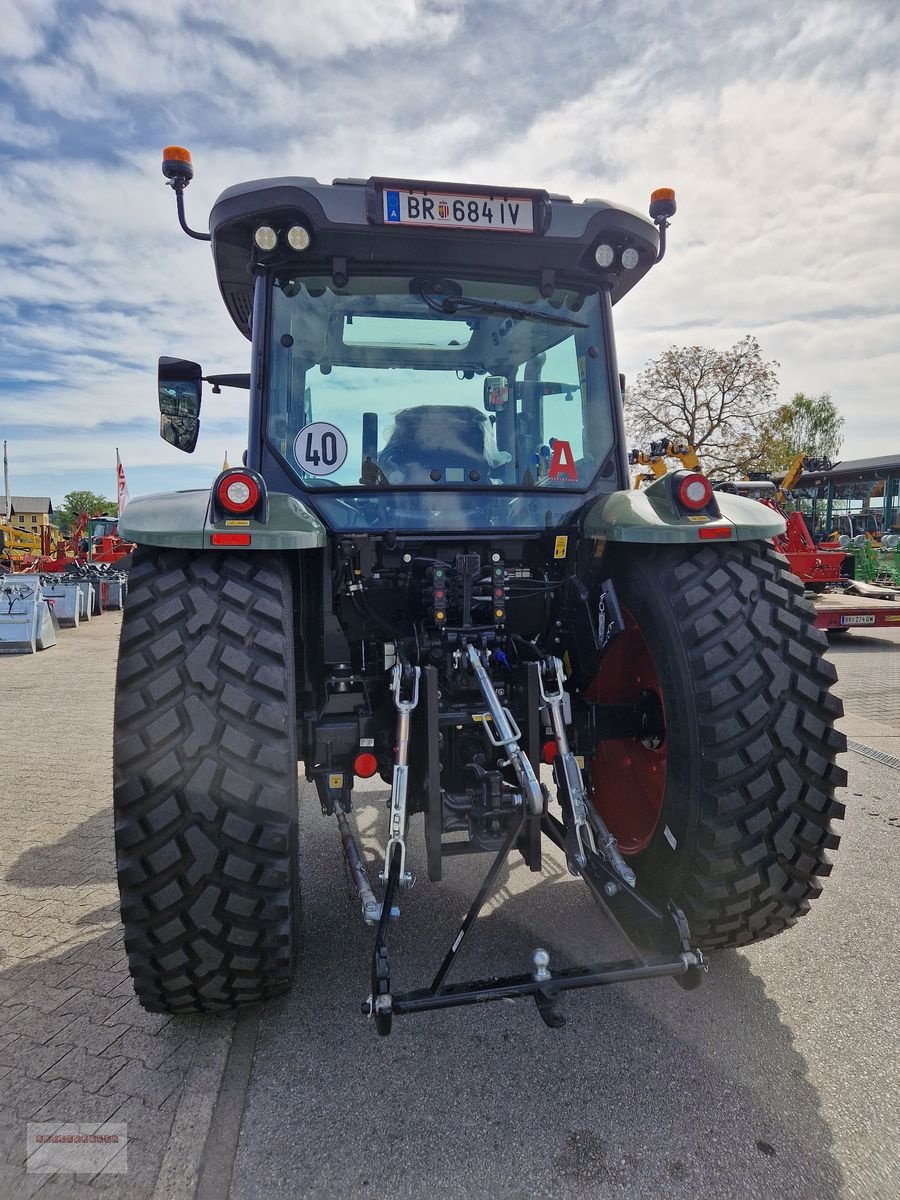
[
  {"left": 210, "top": 532, "right": 252, "bottom": 546},
  {"left": 698, "top": 526, "right": 732, "bottom": 540},
  {"left": 354, "top": 752, "right": 378, "bottom": 778},
  {"left": 216, "top": 472, "right": 260, "bottom": 513},
  {"left": 542, "top": 740, "right": 558, "bottom": 764},
  {"left": 678, "top": 472, "right": 713, "bottom": 510}
]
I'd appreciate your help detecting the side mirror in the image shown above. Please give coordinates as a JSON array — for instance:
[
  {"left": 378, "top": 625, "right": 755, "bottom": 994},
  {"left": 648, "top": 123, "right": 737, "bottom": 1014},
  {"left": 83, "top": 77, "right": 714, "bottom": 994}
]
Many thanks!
[
  {"left": 158, "top": 356, "right": 202, "bottom": 453},
  {"left": 483, "top": 375, "right": 510, "bottom": 412}
]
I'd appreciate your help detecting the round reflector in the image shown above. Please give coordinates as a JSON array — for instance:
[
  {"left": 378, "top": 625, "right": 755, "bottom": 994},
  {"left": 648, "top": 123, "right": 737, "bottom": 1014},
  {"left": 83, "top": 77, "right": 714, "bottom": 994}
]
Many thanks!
[
  {"left": 678, "top": 473, "right": 713, "bottom": 510},
  {"left": 216, "top": 473, "right": 260, "bottom": 513},
  {"left": 354, "top": 752, "right": 378, "bottom": 778}
]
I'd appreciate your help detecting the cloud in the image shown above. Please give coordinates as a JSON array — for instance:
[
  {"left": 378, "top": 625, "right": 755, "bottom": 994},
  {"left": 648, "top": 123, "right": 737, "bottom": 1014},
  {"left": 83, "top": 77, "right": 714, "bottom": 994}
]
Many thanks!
[
  {"left": 0, "top": 101, "right": 57, "bottom": 148},
  {"left": 0, "top": 0, "right": 57, "bottom": 61},
  {"left": 1, "top": 0, "right": 899, "bottom": 503}
]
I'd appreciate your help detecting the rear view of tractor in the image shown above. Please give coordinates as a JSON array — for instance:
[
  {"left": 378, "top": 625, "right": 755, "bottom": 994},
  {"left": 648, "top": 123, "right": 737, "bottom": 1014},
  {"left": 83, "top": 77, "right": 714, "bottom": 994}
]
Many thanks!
[{"left": 112, "top": 150, "right": 845, "bottom": 1030}]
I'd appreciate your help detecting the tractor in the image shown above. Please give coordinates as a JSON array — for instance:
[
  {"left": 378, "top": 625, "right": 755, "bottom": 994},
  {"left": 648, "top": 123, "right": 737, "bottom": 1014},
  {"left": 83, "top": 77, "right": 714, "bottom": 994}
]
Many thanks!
[{"left": 112, "top": 150, "right": 846, "bottom": 1032}]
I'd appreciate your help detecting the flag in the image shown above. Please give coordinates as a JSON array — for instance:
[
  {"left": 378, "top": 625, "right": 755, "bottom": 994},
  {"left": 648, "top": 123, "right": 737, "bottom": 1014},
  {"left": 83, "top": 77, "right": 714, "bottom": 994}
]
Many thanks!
[
  {"left": 116, "top": 448, "right": 130, "bottom": 516},
  {"left": 222, "top": 451, "right": 230, "bottom": 470},
  {"left": 3, "top": 440, "right": 9, "bottom": 527}
]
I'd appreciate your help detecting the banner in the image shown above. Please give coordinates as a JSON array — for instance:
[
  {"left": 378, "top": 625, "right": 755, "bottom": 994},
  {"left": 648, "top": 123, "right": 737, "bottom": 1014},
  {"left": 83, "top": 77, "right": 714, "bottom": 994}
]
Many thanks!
[{"left": 116, "top": 448, "right": 130, "bottom": 516}]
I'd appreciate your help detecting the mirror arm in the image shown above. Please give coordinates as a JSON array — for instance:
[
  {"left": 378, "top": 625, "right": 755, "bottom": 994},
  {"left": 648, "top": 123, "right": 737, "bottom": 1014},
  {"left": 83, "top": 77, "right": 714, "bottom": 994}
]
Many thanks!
[
  {"left": 171, "top": 182, "right": 211, "bottom": 243},
  {"left": 203, "top": 374, "right": 251, "bottom": 392}
]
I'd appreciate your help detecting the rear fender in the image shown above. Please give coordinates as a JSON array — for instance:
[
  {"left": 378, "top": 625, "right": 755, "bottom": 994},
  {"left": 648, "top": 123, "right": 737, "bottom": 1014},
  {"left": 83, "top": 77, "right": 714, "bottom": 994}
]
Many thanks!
[
  {"left": 119, "top": 489, "right": 327, "bottom": 549},
  {"left": 585, "top": 476, "right": 785, "bottom": 544}
]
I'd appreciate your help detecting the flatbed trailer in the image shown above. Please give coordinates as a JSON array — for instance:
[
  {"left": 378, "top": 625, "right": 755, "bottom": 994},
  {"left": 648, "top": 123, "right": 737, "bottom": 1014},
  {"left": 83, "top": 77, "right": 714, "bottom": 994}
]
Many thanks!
[{"left": 813, "top": 589, "right": 900, "bottom": 631}]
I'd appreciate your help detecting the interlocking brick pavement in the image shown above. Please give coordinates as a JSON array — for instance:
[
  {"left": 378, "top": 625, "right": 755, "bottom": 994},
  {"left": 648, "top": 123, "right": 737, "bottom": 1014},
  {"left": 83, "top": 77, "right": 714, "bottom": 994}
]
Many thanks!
[
  {"left": 827, "top": 626, "right": 900, "bottom": 731},
  {"left": 0, "top": 614, "right": 233, "bottom": 1198},
  {"left": 0, "top": 587, "right": 895, "bottom": 1197}
]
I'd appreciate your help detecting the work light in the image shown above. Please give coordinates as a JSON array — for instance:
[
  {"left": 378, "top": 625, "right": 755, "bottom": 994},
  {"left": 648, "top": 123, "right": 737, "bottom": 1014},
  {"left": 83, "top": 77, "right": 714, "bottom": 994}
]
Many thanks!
[
  {"left": 594, "top": 243, "right": 615, "bottom": 268},
  {"left": 253, "top": 225, "right": 278, "bottom": 252},
  {"left": 286, "top": 225, "right": 311, "bottom": 251}
]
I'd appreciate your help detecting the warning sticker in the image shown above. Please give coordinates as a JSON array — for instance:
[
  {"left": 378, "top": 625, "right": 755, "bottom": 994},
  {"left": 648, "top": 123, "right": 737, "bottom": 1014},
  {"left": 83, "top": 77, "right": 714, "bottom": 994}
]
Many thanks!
[
  {"left": 294, "top": 422, "right": 348, "bottom": 476},
  {"left": 554, "top": 535, "right": 568, "bottom": 559},
  {"left": 328, "top": 773, "right": 344, "bottom": 789}
]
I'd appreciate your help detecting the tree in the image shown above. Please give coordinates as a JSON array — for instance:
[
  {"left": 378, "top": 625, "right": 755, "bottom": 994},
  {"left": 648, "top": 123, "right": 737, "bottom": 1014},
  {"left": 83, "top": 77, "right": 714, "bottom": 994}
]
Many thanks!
[
  {"left": 624, "top": 335, "right": 779, "bottom": 476},
  {"left": 56, "top": 490, "right": 117, "bottom": 534},
  {"left": 772, "top": 393, "right": 844, "bottom": 468}
]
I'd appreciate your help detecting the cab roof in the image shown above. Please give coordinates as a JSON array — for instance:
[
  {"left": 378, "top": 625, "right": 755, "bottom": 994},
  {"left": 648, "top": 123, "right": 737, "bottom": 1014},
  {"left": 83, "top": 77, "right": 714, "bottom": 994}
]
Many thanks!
[{"left": 207, "top": 176, "right": 661, "bottom": 339}]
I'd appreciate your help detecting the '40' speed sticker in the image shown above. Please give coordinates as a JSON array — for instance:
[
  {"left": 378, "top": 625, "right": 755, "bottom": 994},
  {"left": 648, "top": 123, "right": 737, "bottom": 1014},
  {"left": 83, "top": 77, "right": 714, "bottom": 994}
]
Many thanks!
[{"left": 293, "top": 422, "right": 348, "bottom": 476}]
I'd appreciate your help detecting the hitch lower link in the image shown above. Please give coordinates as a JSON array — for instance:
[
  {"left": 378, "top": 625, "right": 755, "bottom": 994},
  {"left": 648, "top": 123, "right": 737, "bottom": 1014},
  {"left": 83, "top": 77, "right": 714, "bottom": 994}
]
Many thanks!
[
  {"left": 382, "top": 663, "right": 420, "bottom": 891},
  {"left": 361, "top": 647, "right": 705, "bottom": 1034},
  {"left": 539, "top": 657, "right": 635, "bottom": 887}
]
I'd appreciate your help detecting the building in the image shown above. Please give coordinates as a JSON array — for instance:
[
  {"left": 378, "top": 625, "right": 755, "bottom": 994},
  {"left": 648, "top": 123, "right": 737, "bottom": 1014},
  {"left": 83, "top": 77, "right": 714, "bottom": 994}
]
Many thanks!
[
  {"left": 0, "top": 497, "right": 60, "bottom": 550},
  {"left": 789, "top": 455, "right": 900, "bottom": 538}
]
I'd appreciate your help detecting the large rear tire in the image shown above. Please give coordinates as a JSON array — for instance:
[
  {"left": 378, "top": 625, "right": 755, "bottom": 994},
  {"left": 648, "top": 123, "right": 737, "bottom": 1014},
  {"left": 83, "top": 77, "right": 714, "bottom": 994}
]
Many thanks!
[
  {"left": 585, "top": 541, "right": 846, "bottom": 950},
  {"left": 113, "top": 548, "right": 299, "bottom": 1012}
]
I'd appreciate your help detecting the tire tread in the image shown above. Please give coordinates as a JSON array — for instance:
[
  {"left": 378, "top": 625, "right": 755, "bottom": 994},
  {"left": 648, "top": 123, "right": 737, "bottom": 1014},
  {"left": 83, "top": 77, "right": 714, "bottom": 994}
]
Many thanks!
[{"left": 113, "top": 547, "right": 298, "bottom": 1013}]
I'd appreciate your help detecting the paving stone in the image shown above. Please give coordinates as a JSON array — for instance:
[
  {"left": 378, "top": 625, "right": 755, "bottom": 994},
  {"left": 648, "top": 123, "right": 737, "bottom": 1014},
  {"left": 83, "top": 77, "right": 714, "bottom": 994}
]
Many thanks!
[
  {"left": 101, "top": 1061, "right": 183, "bottom": 1109},
  {"left": 0, "top": 979, "right": 30, "bottom": 1005},
  {"left": 0, "top": 1068, "right": 67, "bottom": 1119},
  {"left": 31, "top": 1081, "right": 133, "bottom": 1126},
  {"left": 0, "top": 1036, "right": 73, "bottom": 1077},
  {"left": 55, "top": 993, "right": 131, "bottom": 1026},
  {"left": 19, "top": 1178, "right": 104, "bottom": 1200},
  {"left": 101, "top": 998, "right": 171, "bottom": 1035},
  {"left": 0, "top": 1009, "right": 77, "bottom": 1045},
  {"left": 48, "top": 1018, "right": 131, "bottom": 1055},
  {"left": 105, "top": 1030, "right": 187, "bottom": 1071},
  {"left": 0, "top": 1111, "right": 26, "bottom": 1161},
  {"left": 0, "top": 1162, "right": 50, "bottom": 1198},
  {"left": 58, "top": 966, "right": 131, "bottom": 999},
  {"left": 2, "top": 964, "right": 83, "bottom": 990},
  {"left": 42, "top": 1047, "right": 130, "bottom": 1094},
  {"left": 9, "top": 984, "right": 82, "bottom": 1015},
  {"left": 108, "top": 1093, "right": 178, "bottom": 1146}
]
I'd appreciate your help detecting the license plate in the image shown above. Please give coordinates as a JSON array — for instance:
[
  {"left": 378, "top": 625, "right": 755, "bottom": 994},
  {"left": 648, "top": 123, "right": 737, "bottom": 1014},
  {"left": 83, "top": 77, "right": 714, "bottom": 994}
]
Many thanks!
[
  {"left": 382, "top": 187, "right": 534, "bottom": 233},
  {"left": 840, "top": 614, "right": 875, "bottom": 625}
]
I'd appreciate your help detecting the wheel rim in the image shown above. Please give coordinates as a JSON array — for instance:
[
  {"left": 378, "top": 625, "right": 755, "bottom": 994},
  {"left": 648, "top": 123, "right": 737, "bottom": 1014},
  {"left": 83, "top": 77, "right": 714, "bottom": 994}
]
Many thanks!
[{"left": 585, "top": 608, "right": 667, "bottom": 855}]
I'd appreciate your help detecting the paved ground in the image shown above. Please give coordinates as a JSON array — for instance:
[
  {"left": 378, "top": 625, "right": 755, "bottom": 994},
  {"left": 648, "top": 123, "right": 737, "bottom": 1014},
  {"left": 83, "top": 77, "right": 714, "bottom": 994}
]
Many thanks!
[
  {"left": 0, "top": 614, "right": 233, "bottom": 1200},
  {"left": 0, "top": 617, "right": 897, "bottom": 1198},
  {"left": 827, "top": 627, "right": 900, "bottom": 756}
]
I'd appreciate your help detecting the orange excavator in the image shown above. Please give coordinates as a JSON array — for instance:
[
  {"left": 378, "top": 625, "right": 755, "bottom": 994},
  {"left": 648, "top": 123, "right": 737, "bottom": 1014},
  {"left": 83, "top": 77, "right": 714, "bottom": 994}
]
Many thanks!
[{"left": 628, "top": 439, "right": 700, "bottom": 488}]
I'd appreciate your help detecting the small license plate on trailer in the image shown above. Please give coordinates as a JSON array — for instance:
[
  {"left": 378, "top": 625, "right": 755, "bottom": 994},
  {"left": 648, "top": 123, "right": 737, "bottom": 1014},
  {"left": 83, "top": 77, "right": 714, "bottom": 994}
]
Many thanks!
[
  {"left": 840, "top": 614, "right": 875, "bottom": 625},
  {"left": 382, "top": 187, "right": 535, "bottom": 233}
]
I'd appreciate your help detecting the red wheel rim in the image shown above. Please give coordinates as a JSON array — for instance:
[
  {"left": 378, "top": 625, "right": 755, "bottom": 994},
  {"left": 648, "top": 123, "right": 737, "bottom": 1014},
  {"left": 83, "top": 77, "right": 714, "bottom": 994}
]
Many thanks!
[{"left": 584, "top": 608, "right": 667, "bottom": 855}]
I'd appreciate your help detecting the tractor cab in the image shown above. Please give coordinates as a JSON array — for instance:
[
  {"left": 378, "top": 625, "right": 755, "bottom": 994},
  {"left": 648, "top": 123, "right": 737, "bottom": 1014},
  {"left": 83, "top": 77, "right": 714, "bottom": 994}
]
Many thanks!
[{"left": 157, "top": 153, "right": 677, "bottom": 534}]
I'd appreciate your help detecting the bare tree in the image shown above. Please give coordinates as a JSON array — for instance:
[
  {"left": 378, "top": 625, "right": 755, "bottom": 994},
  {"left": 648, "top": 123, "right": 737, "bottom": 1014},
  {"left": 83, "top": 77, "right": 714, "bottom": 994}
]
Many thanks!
[{"left": 624, "top": 336, "right": 780, "bottom": 476}]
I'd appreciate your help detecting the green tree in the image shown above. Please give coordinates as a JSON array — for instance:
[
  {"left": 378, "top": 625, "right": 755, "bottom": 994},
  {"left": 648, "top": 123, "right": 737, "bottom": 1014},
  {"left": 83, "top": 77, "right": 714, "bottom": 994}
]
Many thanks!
[
  {"left": 624, "top": 336, "right": 780, "bottom": 477},
  {"left": 56, "top": 490, "right": 117, "bottom": 534},
  {"left": 759, "top": 392, "right": 844, "bottom": 473}
]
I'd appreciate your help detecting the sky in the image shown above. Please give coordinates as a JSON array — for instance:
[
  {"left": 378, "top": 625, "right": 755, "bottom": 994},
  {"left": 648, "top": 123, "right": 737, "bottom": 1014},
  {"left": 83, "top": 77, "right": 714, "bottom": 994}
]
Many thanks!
[{"left": 1, "top": 0, "right": 898, "bottom": 507}]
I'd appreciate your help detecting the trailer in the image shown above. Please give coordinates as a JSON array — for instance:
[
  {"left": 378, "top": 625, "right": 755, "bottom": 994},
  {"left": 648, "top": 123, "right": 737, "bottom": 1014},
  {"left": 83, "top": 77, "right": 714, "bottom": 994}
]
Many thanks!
[{"left": 813, "top": 585, "right": 900, "bottom": 631}]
